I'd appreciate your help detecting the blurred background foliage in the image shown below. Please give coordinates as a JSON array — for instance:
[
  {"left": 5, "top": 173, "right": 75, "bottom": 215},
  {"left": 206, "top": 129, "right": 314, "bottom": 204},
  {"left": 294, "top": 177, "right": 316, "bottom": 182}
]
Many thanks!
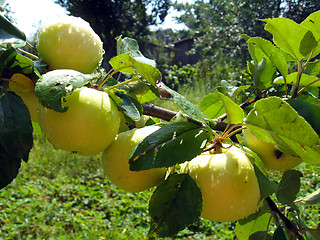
[{"left": 3, "top": 0, "right": 320, "bottom": 91}]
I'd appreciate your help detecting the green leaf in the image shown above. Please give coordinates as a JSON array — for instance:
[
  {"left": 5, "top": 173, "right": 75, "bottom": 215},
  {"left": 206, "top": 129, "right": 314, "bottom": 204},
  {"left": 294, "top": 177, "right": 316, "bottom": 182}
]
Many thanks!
[
  {"left": 301, "top": 10, "right": 320, "bottom": 58},
  {"left": 109, "top": 53, "right": 135, "bottom": 74},
  {"left": 0, "top": 92, "right": 33, "bottom": 161},
  {"left": 0, "top": 47, "right": 40, "bottom": 81},
  {"left": 262, "top": 18, "right": 318, "bottom": 60},
  {"left": 249, "top": 231, "right": 272, "bottom": 240},
  {"left": 220, "top": 80, "right": 250, "bottom": 102},
  {"left": 157, "top": 82, "right": 206, "bottom": 124},
  {"left": 217, "top": 90, "right": 244, "bottom": 124},
  {"left": 200, "top": 91, "right": 225, "bottom": 119},
  {"left": 245, "top": 97, "right": 320, "bottom": 166},
  {"left": 247, "top": 37, "right": 288, "bottom": 78},
  {"left": 272, "top": 227, "right": 288, "bottom": 240},
  {"left": 117, "top": 36, "right": 156, "bottom": 66},
  {"left": 286, "top": 99, "right": 320, "bottom": 136},
  {"left": 109, "top": 53, "right": 161, "bottom": 86},
  {"left": 300, "top": 189, "right": 320, "bottom": 205},
  {"left": 0, "top": 14, "right": 26, "bottom": 48},
  {"left": 129, "top": 122, "right": 208, "bottom": 171},
  {"left": 235, "top": 212, "right": 272, "bottom": 240},
  {"left": 35, "top": 69, "right": 94, "bottom": 112},
  {"left": 276, "top": 170, "right": 303, "bottom": 205},
  {"left": 0, "top": 144, "right": 21, "bottom": 189},
  {"left": 148, "top": 173, "right": 202, "bottom": 238},
  {"left": 136, "top": 88, "right": 158, "bottom": 103},
  {"left": 274, "top": 72, "right": 320, "bottom": 87},
  {"left": 254, "top": 165, "right": 278, "bottom": 200},
  {"left": 305, "top": 59, "right": 320, "bottom": 76},
  {"left": 247, "top": 37, "right": 266, "bottom": 65},
  {"left": 251, "top": 57, "right": 277, "bottom": 90},
  {"left": 200, "top": 90, "right": 244, "bottom": 123},
  {"left": 114, "top": 92, "right": 143, "bottom": 121}
]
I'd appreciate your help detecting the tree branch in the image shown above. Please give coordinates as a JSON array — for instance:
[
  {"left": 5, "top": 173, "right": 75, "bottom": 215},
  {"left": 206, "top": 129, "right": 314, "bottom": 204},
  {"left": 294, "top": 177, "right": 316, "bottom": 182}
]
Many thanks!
[
  {"left": 141, "top": 104, "right": 229, "bottom": 132},
  {"left": 265, "top": 197, "right": 304, "bottom": 240}
]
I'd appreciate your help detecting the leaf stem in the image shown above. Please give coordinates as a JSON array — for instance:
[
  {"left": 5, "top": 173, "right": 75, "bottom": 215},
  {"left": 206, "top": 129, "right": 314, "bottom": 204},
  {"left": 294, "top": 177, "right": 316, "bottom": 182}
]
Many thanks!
[
  {"left": 292, "top": 51, "right": 315, "bottom": 98},
  {"left": 96, "top": 66, "right": 132, "bottom": 90},
  {"left": 17, "top": 48, "right": 40, "bottom": 61},
  {"left": 104, "top": 78, "right": 137, "bottom": 92},
  {"left": 297, "top": 78, "right": 320, "bottom": 96}
]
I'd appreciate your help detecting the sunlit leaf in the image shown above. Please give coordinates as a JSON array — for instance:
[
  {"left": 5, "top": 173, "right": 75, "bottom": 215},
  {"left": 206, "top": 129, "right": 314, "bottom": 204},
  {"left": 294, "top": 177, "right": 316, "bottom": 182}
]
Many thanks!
[
  {"left": 236, "top": 212, "right": 272, "bottom": 240},
  {"left": 250, "top": 57, "right": 276, "bottom": 90},
  {"left": 247, "top": 37, "right": 288, "bottom": 78},
  {"left": 245, "top": 97, "right": 320, "bottom": 166},
  {"left": 274, "top": 72, "right": 320, "bottom": 87},
  {"left": 200, "top": 90, "right": 244, "bottom": 124},
  {"left": 262, "top": 18, "right": 318, "bottom": 60},
  {"left": 117, "top": 36, "right": 156, "bottom": 66},
  {"left": 109, "top": 53, "right": 161, "bottom": 86},
  {"left": 301, "top": 10, "right": 320, "bottom": 58}
]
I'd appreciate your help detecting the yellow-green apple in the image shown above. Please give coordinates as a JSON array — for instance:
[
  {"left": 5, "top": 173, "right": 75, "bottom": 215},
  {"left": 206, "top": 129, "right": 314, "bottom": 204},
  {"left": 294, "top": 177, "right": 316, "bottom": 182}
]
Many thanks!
[
  {"left": 243, "top": 128, "right": 302, "bottom": 171},
  {"left": 9, "top": 73, "right": 40, "bottom": 122},
  {"left": 38, "top": 87, "right": 120, "bottom": 156},
  {"left": 102, "top": 126, "right": 166, "bottom": 192},
  {"left": 181, "top": 145, "right": 261, "bottom": 222},
  {"left": 36, "top": 16, "right": 103, "bottom": 74}
]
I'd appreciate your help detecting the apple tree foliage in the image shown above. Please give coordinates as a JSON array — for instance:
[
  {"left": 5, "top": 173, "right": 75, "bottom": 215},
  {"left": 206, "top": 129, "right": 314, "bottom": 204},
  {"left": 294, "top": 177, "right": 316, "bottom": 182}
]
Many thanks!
[{"left": 1, "top": 10, "right": 320, "bottom": 239}]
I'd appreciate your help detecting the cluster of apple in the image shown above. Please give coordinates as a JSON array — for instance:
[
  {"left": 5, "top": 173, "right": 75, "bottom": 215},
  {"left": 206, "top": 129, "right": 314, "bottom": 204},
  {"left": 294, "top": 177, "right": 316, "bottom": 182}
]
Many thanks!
[{"left": 9, "top": 16, "right": 302, "bottom": 224}]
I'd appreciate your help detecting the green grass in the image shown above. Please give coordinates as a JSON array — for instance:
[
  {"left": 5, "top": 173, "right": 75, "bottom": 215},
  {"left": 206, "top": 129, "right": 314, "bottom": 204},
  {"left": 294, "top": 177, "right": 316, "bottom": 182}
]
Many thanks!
[
  {"left": 0, "top": 135, "right": 237, "bottom": 239},
  {"left": 0, "top": 80, "right": 319, "bottom": 239}
]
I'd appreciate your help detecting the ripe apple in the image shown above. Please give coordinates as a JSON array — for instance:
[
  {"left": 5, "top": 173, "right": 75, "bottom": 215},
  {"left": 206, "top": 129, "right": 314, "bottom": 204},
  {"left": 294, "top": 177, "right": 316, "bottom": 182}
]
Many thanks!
[
  {"left": 243, "top": 128, "right": 302, "bottom": 171},
  {"left": 36, "top": 16, "right": 103, "bottom": 74},
  {"left": 38, "top": 87, "right": 120, "bottom": 156},
  {"left": 102, "top": 126, "right": 166, "bottom": 192},
  {"left": 181, "top": 145, "right": 261, "bottom": 222},
  {"left": 9, "top": 73, "right": 40, "bottom": 122}
]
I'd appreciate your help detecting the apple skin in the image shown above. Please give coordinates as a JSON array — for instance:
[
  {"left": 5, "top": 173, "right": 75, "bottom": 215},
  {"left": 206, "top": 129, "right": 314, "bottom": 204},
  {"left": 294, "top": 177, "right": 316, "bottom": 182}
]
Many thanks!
[
  {"left": 181, "top": 146, "right": 261, "bottom": 222},
  {"left": 38, "top": 87, "right": 120, "bottom": 156},
  {"left": 102, "top": 126, "right": 166, "bottom": 192},
  {"left": 9, "top": 73, "right": 40, "bottom": 122},
  {"left": 36, "top": 16, "right": 103, "bottom": 74},
  {"left": 243, "top": 129, "right": 302, "bottom": 171}
]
